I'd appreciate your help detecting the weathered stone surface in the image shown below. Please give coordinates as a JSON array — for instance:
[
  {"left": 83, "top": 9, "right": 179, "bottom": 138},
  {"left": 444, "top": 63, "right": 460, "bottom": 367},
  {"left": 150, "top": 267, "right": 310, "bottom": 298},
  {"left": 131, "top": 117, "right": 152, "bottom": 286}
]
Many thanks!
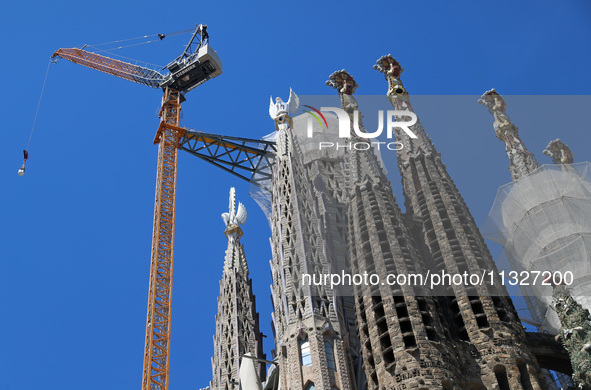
[{"left": 553, "top": 286, "right": 591, "bottom": 389}]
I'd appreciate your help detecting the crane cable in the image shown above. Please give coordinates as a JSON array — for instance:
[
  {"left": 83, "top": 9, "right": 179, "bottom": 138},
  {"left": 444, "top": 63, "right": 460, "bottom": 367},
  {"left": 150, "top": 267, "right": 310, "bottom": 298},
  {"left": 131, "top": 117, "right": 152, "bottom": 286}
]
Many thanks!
[
  {"left": 20, "top": 59, "right": 51, "bottom": 176},
  {"left": 83, "top": 28, "right": 195, "bottom": 70},
  {"left": 86, "top": 27, "right": 194, "bottom": 49},
  {"left": 20, "top": 27, "right": 195, "bottom": 175}
]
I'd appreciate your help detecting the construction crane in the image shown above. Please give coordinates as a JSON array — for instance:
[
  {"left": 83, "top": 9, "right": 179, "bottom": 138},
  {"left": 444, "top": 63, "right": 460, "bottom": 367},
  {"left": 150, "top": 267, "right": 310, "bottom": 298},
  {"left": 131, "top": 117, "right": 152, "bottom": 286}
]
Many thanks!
[{"left": 51, "top": 24, "right": 275, "bottom": 390}]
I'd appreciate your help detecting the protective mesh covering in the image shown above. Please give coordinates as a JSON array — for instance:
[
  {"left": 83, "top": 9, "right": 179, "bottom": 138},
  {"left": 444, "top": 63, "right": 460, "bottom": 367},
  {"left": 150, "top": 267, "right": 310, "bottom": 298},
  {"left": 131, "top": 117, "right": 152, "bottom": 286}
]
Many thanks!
[
  {"left": 290, "top": 112, "right": 345, "bottom": 164},
  {"left": 249, "top": 131, "right": 277, "bottom": 225},
  {"left": 483, "top": 162, "right": 591, "bottom": 332},
  {"left": 249, "top": 112, "right": 387, "bottom": 227}
]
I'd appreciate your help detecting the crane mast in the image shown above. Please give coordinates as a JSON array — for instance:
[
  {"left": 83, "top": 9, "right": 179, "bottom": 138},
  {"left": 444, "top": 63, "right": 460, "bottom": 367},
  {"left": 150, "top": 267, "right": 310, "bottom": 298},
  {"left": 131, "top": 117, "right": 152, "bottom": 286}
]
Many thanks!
[{"left": 143, "top": 87, "right": 184, "bottom": 390}]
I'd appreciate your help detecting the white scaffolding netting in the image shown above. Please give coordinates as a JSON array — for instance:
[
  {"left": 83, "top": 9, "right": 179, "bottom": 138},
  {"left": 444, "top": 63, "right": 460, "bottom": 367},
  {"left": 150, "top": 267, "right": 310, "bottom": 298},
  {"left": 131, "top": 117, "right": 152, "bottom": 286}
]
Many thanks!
[
  {"left": 251, "top": 112, "right": 390, "bottom": 228},
  {"left": 483, "top": 162, "right": 591, "bottom": 332},
  {"left": 249, "top": 131, "right": 278, "bottom": 226}
]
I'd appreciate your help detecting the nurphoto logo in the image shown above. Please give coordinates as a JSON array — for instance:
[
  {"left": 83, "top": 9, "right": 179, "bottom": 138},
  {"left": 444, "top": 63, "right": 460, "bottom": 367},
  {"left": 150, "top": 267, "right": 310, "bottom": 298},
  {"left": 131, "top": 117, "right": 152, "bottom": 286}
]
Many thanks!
[{"left": 304, "top": 106, "right": 418, "bottom": 150}]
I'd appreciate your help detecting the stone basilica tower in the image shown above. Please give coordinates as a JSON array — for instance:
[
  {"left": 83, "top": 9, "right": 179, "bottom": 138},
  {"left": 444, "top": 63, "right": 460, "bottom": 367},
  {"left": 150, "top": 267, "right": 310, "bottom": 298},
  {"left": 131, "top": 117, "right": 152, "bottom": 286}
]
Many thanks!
[
  {"left": 208, "top": 58, "right": 575, "bottom": 390},
  {"left": 369, "top": 55, "right": 548, "bottom": 389},
  {"left": 211, "top": 188, "right": 265, "bottom": 390},
  {"left": 267, "top": 89, "right": 356, "bottom": 390}
]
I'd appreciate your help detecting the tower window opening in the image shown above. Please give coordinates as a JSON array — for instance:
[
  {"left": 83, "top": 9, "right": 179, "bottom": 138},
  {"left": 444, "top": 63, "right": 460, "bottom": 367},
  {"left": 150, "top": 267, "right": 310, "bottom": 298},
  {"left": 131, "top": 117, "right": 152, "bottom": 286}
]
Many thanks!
[
  {"left": 325, "top": 340, "right": 336, "bottom": 370},
  {"left": 494, "top": 365, "right": 510, "bottom": 390},
  {"left": 518, "top": 361, "right": 533, "bottom": 390},
  {"left": 300, "top": 338, "right": 312, "bottom": 367}
]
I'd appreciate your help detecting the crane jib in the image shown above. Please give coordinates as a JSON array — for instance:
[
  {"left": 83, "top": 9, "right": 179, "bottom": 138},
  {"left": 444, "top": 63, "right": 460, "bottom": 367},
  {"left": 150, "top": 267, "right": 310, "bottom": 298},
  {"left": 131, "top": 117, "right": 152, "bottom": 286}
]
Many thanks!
[
  {"left": 52, "top": 44, "right": 222, "bottom": 95},
  {"left": 52, "top": 48, "right": 165, "bottom": 89}
]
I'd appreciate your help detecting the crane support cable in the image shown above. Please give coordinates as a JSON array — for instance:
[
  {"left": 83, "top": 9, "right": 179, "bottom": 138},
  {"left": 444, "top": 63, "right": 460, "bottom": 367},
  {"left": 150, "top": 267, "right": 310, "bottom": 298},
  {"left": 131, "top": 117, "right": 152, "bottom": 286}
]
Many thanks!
[
  {"left": 81, "top": 47, "right": 164, "bottom": 70},
  {"left": 52, "top": 48, "right": 164, "bottom": 89},
  {"left": 86, "top": 28, "right": 194, "bottom": 47},
  {"left": 87, "top": 38, "right": 168, "bottom": 58},
  {"left": 27, "top": 60, "right": 52, "bottom": 149}
]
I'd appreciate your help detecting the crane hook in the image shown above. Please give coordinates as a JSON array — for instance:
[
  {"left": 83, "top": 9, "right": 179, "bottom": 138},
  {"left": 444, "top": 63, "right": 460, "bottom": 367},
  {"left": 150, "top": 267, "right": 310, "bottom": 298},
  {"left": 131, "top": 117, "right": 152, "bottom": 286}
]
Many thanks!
[{"left": 18, "top": 149, "right": 28, "bottom": 176}]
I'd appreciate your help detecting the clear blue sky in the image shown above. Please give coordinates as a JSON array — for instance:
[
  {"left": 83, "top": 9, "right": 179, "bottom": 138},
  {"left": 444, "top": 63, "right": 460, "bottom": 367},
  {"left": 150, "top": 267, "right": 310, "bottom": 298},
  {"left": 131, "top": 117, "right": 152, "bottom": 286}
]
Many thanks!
[{"left": 2, "top": 1, "right": 591, "bottom": 389}]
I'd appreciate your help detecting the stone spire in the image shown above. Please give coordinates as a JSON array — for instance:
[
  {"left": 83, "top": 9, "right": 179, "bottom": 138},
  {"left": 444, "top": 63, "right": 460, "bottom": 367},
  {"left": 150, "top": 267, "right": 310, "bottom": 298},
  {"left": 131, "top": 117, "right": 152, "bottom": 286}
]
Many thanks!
[
  {"left": 328, "top": 69, "right": 465, "bottom": 390},
  {"left": 379, "top": 56, "right": 549, "bottom": 389},
  {"left": 267, "top": 89, "right": 355, "bottom": 390},
  {"left": 553, "top": 285, "right": 591, "bottom": 390},
  {"left": 211, "top": 188, "right": 265, "bottom": 390},
  {"left": 478, "top": 89, "right": 540, "bottom": 181}
]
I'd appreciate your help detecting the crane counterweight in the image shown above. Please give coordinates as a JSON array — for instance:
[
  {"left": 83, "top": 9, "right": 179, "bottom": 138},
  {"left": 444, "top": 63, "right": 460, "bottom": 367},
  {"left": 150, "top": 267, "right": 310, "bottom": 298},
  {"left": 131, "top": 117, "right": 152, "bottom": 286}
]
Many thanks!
[{"left": 160, "top": 45, "right": 222, "bottom": 93}]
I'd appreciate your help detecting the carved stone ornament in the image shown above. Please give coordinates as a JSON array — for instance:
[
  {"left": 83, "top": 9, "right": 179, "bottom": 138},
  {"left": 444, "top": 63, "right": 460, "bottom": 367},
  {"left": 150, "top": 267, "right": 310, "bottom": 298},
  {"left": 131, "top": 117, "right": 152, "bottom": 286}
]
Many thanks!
[
  {"left": 269, "top": 88, "right": 299, "bottom": 131},
  {"left": 543, "top": 138, "right": 574, "bottom": 165}
]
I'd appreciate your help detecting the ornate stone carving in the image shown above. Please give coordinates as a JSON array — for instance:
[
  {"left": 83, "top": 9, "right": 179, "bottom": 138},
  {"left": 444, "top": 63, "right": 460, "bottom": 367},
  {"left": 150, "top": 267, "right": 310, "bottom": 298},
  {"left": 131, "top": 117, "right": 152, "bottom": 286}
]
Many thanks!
[
  {"left": 374, "top": 54, "right": 408, "bottom": 97},
  {"left": 221, "top": 187, "right": 247, "bottom": 238},
  {"left": 543, "top": 139, "right": 574, "bottom": 165},
  {"left": 326, "top": 69, "right": 359, "bottom": 112},
  {"left": 326, "top": 69, "right": 359, "bottom": 95},
  {"left": 269, "top": 88, "right": 299, "bottom": 132}
]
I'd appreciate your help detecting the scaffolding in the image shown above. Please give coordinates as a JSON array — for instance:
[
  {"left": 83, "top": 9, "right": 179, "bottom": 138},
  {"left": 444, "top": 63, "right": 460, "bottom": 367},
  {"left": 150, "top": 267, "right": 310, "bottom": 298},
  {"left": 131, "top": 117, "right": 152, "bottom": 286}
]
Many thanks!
[{"left": 484, "top": 162, "right": 591, "bottom": 333}]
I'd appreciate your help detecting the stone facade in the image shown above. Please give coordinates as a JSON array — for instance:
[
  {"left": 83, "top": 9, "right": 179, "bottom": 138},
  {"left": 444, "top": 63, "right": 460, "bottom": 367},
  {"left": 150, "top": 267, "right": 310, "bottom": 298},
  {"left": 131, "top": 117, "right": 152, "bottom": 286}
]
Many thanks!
[
  {"left": 553, "top": 286, "right": 591, "bottom": 389},
  {"left": 208, "top": 59, "right": 577, "bottom": 390}
]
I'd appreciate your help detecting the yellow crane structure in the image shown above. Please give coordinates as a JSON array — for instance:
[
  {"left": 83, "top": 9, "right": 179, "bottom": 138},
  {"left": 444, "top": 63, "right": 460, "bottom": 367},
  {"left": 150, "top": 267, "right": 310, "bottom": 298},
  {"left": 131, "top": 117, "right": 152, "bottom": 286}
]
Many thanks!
[{"left": 51, "top": 24, "right": 275, "bottom": 390}]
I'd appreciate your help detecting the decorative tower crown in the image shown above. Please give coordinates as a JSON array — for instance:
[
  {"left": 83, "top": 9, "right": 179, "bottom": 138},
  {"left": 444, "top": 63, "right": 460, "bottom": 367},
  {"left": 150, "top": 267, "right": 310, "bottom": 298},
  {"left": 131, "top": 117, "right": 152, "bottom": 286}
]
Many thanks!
[
  {"left": 543, "top": 139, "right": 574, "bottom": 165},
  {"left": 374, "top": 54, "right": 408, "bottom": 96},
  {"left": 478, "top": 88, "right": 507, "bottom": 112},
  {"left": 268, "top": 88, "right": 299, "bottom": 120},
  {"left": 221, "top": 187, "right": 247, "bottom": 237},
  {"left": 326, "top": 69, "right": 359, "bottom": 95},
  {"left": 326, "top": 69, "right": 359, "bottom": 112}
]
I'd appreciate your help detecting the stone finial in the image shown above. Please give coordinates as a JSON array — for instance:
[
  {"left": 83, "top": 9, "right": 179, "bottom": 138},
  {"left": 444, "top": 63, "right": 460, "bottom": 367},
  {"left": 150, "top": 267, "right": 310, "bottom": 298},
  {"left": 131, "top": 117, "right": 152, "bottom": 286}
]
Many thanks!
[
  {"left": 374, "top": 54, "right": 408, "bottom": 96},
  {"left": 326, "top": 69, "right": 359, "bottom": 95},
  {"left": 478, "top": 89, "right": 517, "bottom": 141},
  {"left": 221, "top": 187, "right": 247, "bottom": 237},
  {"left": 269, "top": 88, "right": 299, "bottom": 131},
  {"left": 478, "top": 88, "right": 507, "bottom": 112},
  {"left": 326, "top": 69, "right": 359, "bottom": 112},
  {"left": 543, "top": 139, "right": 574, "bottom": 165}
]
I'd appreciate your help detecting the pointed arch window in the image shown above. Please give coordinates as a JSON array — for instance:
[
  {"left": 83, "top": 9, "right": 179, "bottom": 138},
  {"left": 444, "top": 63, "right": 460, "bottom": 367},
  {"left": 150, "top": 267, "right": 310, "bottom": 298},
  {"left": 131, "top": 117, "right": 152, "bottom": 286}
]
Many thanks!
[
  {"left": 300, "top": 338, "right": 312, "bottom": 366},
  {"left": 325, "top": 340, "right": 336, "bottom": 370}
]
